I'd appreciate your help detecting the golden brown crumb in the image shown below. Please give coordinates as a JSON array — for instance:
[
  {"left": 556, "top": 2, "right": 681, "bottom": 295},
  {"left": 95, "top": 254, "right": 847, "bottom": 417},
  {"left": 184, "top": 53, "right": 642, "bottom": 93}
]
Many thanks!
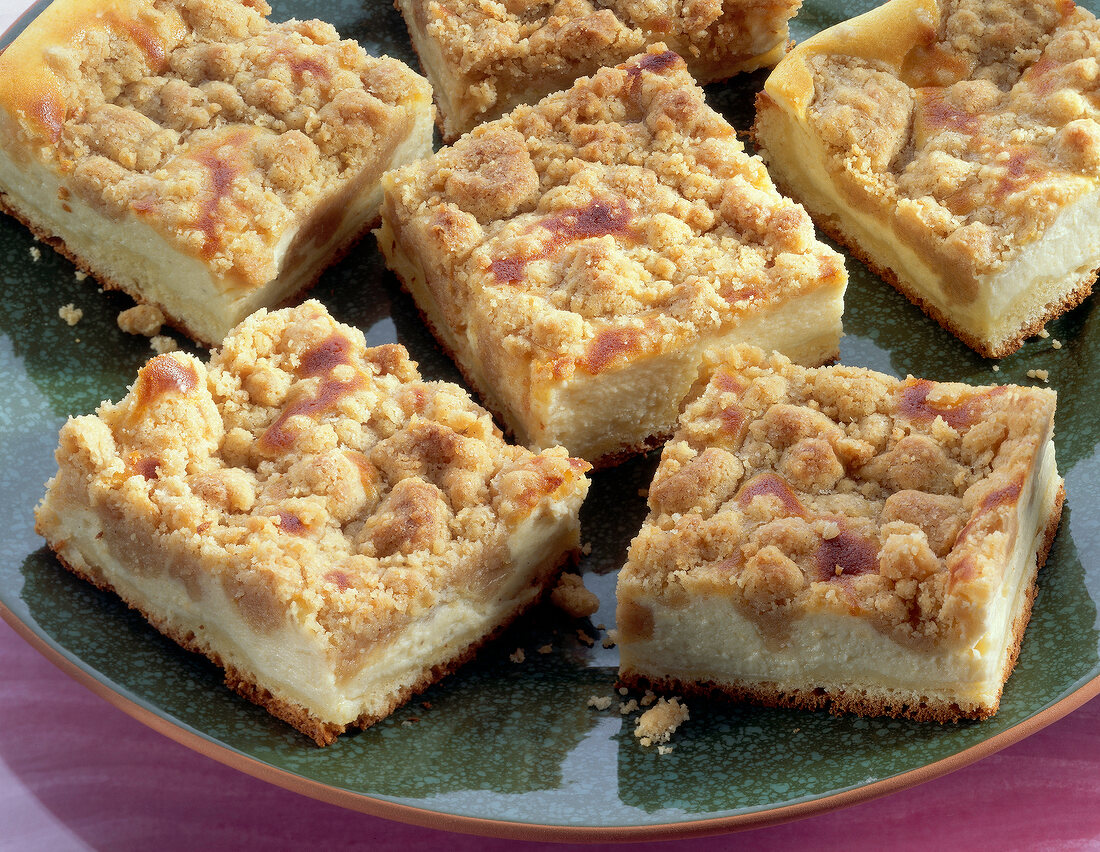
[
  {"left": 577, "top": 628, "right": 596, "bottom": 647},
  {"left": 118, "top": 305, "right": 166, "bottom": 337},
  {"left": 634, "top": 697, "right": 689, "bottom": 746},
  {"left": 509, "top": 648, "right": 525, "bottom": 663},
  {"left": 581, "top": 542, "right": 593, "bottom": 556},
  {"left": 641, "top": 690, "right": 657, "bottom": 707},
  {"left": 537, "top": 643, "right": 552, "bottom": 654},
  {"left": 588, "top": 695, "right": 614, "bottom": 710},
  {"left": 58, "top": 303, "right": 82, "bottom": 325},
  {"left": 551, "top": 573, "right": 600, "bottom": 618},
  {"left": 74, "top": 270, "right": 88, "bottom": 281}
]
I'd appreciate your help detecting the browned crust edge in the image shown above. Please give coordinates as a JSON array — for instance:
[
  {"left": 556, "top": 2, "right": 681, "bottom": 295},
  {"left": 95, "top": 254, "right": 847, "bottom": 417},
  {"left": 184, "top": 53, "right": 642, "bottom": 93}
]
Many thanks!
[
  {"left": 0, "top": 190, "right": 378, "bottom": 349},
  {"left": 620, "top": 483, "right": 1066, "bottom": 724},
  {"left": 44, "top": 538, "right": 579, "bottom": 746},
  {"left": 751, "top": 94, "right": 1098, "bottom": 360}
]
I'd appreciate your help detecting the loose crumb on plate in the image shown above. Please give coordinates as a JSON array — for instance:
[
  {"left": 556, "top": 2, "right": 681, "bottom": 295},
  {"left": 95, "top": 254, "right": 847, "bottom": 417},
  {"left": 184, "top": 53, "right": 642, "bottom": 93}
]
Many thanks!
[
  {"left": 634, "top": 697, "right": 689, "bottom": 746},
  {"left": 619, "top": 699, "right": 639, "bottom": 715},
  {"left": 149, "top": 334, "right": 178, "bottom": 355},
  {"left": 1026, "top": 369, "right": 1050, "bottom": 382},
  {"left": 117, "top": 304, "right": 165, "bottom": 337},
  {"left": 29, "top": 246, "right": 41, "bottom": 262},
  {"left": 58, "top": 303, "right": 82, "bottom": 325},
  {"left": 588, "top": 695, "right": 614, "bottom": 711},
  {"left": 550, "top": 572, "right": 600, "bottom": 618},
  {"left": 74, "top": 270, "right": 88, "bottom": 282},
  {"left": 509, "top": 648, "right": 525, "bottom": 663},
  {"left": 537, "top": 643, "right": 552, "bottom": 654}
]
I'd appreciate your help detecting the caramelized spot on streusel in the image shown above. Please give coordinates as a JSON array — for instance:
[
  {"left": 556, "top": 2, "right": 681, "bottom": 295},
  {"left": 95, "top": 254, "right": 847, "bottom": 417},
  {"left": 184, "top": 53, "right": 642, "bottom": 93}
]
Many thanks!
[{"left": 134, "top": 355, "right": 199, "bottom": 408}]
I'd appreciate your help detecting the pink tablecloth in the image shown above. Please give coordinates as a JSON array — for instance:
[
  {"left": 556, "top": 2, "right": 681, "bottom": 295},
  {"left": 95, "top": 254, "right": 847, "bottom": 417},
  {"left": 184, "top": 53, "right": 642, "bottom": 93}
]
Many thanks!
[{"left": 3, "top": 618, "right": 1099, "bottom": 851}]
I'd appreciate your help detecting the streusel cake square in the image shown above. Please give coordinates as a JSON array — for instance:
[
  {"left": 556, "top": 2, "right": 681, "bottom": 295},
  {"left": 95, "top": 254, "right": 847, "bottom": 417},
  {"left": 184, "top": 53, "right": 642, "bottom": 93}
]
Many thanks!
[
  {"left": 397, "top": 0, "right": 803, "bottom": 141},
  {"left": 0, "top": 0, "right": 434, "bottom": 346},
  {"left": 617, "top": 346, "right": 1064, "bottom": 721},
  {"left": 35, "top": 301, "right": 590, "bottom": 744},
  {"left": 754, "top": 0, "right": 1100, "bottom": 357},
  {"left": 377, "top": 46, "right": 847, "bottom": 467}
]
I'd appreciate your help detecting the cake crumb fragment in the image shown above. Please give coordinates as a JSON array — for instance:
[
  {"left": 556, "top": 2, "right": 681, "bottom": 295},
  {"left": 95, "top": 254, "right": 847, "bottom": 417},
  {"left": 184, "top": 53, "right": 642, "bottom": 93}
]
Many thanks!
[
  {"left": 619, "top": 699, "right": 639, "bottom": 715},
  {"left": 1027, "top": 369, "right": 1050, "bottom": 382},
  {"left": 74, "top": 270, "right": 88, "bottom": 282},
  {"left": 634, "top": 697, "right": 689, "bottom": 746},
  {"left": 58, "top": 303, "right": 82, "bottom": 326},
  {"left": 550, "top": 573, "right": 599, "bottom": 618},
  {"left": 29, "top": 246, "right": 41, "bottom": 261},
  {"left": 588, "top": 695, "right": 614, "bottom": 711},
  {"left": 509, "top": 648, "right": 525, "bottom": 663},
  {"left": 117, "top": 304, "right": 165, "bottom": 337},
  {"left": 537, "top": 644, "right": 552, "bottom": 654},
  {"left": 149, "top": 335, "right": 178, "bottom": 355}
]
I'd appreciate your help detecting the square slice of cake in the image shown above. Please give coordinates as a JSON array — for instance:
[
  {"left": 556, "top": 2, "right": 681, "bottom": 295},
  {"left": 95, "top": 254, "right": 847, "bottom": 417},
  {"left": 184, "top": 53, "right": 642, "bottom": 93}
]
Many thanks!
[
  {"left": 35, "top": 301, "right": 590, "bottom": 744},
  {"left": 377, "top": 46, "right": 847, "bottom": 467},
  {"left": 397, "top": 0, "right": 803, "bottom": 141},
  {"left": 616, "top": 346, "right": 1064, "bottom": 721},
  {"left": 0, "top": 0, "right": 434, "bottom": 346},
  {"left": 754, "top": 0, "right": 1100, "bottom": 358}
]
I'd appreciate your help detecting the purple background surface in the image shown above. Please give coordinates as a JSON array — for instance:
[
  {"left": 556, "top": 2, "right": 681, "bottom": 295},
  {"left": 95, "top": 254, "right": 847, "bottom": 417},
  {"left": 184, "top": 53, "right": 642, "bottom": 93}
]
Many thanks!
[{"left": 4, "top": 618, "right": 1100, "bottom": 850}]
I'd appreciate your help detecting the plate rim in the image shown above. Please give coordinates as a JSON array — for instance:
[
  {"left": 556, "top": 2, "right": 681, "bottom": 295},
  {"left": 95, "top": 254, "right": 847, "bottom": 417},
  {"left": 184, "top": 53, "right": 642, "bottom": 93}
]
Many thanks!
[{"left": 5, "top": 595, "right": 1099, "bottom": 841}]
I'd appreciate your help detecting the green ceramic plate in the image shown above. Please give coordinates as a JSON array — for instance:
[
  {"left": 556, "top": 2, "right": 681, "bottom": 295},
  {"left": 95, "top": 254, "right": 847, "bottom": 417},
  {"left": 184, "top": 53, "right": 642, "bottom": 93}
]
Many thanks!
[{"left": 3, "top": 0, "right": 1100, "bottom": 841}]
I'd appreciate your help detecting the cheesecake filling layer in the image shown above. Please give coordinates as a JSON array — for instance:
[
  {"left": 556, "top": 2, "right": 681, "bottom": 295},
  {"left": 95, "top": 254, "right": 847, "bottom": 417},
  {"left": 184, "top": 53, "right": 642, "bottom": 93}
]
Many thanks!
[{"left": 40, "top": 479, "right": 582, "bottom": 728}]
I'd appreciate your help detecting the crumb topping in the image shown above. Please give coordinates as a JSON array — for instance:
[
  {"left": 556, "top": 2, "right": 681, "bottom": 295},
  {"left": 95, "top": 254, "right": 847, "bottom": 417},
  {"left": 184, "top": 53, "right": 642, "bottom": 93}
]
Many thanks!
[
  {"left": 802, "top": 0, "right": 1100, "bottom": 287},
  {"left": 118, "top": 304, "right": 167, "bottom": 337},
  {"left": 550, "top": 571, "right": 600, "bottom": 617},
  {"left": 385, "top": 45, "right": 844, "bottom": 379},
  {"left": 0, "top": 0, "right": 429, "bottom": 286},
  {"left": 412, "top": 0, "right": 800, "bottom": 135},
  {"left": 48, "top": 300, "right": 589, "bottom": 656},
  {"left": 634, "top": 696, "right": 688, "bottom": 745},
  {"left": 625, "top": 345, "right": 1057, "bottom": 648},
  {"left": 58, "top": 303, "right": 83, "bottom": 325}
]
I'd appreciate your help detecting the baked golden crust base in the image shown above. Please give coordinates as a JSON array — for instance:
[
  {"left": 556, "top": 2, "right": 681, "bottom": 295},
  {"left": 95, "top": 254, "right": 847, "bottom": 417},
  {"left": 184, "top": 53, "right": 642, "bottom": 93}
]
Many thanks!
[
  {"left": 35, "top": 301, "right": 591, "bottom": 744},
  {"left": 378, "top": 45, "right": 846, "bottom": 466},
  {"left": 397, "top": 0, "right": 800, "bottom": 140},
  {"left": 753, "top": 0, "right": 1100, "bottom": 357}
]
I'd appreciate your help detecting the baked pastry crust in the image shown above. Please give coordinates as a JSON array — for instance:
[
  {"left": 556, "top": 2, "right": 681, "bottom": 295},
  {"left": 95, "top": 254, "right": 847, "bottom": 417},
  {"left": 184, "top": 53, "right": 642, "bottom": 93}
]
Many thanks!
[
  {"left": 754, "top": 0, "right": 1100, "bottom": 358},
  {"left": 35, "top": 301, "right": 590, "bottom": 744},
  {"left": 377, "top": 46, "right": 846, "bottom": 467},
  {"left": 397, "top": 0, "right": 802, "bottom": 141},
  {"left": 616, "top": 345, "right": 1064, "bottom": 721},
  {"left": 0, "top": 0, "right": 434, "bottom": 345}
]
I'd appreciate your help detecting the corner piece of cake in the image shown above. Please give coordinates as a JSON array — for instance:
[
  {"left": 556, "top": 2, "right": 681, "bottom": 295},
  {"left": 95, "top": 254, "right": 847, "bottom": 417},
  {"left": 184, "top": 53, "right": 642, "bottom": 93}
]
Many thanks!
[
  {"left": 35, "top": 301, "right": 590, "bottom": 744},
  {"left": 616, "top": 345, "right": 1064, "bottom": 722},
  {"left": 0, "top": 0, "right": 434, "bottom": 346},
  {"left": 377, "top": 46, "right": 846, "bottom": 467},
  {"left": 754, "top": 0, "right": 1100, "bottom": 358},
  {"left": 397, "top": 0, "right": 803, "bottom": 141}
]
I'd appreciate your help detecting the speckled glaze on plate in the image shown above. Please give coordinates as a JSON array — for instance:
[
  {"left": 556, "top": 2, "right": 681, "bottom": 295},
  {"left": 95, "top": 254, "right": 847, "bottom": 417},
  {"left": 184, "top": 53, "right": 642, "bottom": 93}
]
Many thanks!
[{"left": 2, "top": 0, "right": 1100, "bottom": 840}]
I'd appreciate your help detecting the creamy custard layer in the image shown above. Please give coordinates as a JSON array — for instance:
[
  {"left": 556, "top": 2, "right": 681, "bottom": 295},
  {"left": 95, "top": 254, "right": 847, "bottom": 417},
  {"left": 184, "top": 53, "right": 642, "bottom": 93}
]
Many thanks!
[{"left": 40, "top": 488, "right": 581, "bottom": 728}]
